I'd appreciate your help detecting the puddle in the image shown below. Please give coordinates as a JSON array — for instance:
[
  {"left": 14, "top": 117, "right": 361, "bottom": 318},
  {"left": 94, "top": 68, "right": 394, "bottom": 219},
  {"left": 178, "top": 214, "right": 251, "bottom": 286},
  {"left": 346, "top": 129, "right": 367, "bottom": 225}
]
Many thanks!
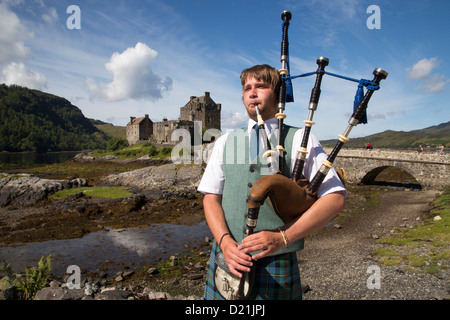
[{"left": 0, "top": 222, "right": 212, "bottom": 277}]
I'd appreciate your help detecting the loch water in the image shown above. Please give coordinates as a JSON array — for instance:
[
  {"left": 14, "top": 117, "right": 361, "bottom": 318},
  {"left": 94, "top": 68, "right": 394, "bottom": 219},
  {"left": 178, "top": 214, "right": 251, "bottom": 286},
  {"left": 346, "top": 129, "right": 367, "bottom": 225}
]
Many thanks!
[{"left": 0, "top": 222, "right": 212, "bottom": 277}]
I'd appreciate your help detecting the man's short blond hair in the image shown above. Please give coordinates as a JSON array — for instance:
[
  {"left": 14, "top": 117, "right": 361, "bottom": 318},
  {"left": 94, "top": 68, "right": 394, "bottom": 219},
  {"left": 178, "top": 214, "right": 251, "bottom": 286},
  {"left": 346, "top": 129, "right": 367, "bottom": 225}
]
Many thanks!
[{"left": 240, "top": 64, "right": 280, "bottom": 96}]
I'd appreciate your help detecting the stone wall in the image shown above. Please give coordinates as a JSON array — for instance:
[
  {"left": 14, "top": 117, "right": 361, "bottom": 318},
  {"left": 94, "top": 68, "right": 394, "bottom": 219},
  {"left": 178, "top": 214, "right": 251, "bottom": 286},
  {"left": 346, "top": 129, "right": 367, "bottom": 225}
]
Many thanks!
[
  {"left": 152, "top": 119, "right": 194, "bottom": 144},
  {"left": 324, "top": 148, "right": 449, "bottom": 189}
]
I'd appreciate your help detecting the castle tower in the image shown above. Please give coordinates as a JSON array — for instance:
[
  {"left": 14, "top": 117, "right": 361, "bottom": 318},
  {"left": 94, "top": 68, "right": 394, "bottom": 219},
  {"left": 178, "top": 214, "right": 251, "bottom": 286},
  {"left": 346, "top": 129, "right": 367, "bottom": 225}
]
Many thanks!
[{"left": 179, "top": 91, "right": 221, "bottom": 131}]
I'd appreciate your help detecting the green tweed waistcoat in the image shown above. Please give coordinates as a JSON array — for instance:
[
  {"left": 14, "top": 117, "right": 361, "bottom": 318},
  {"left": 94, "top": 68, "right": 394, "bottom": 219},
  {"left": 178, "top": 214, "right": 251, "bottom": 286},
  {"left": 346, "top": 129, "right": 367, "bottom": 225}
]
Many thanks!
[{"left": 222, "top": 125, "right": 304, "bottom": 255}]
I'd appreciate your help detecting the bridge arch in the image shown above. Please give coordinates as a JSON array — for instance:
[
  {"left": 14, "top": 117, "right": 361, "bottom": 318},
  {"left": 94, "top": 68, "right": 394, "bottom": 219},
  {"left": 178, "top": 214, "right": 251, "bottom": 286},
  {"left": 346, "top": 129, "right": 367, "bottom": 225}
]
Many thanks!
[
  {"left": 361, "top": 165, "right": 422, "bottom": 190},
  {"left": 328, "top": 148, "right": 449, "bottom": 189}
]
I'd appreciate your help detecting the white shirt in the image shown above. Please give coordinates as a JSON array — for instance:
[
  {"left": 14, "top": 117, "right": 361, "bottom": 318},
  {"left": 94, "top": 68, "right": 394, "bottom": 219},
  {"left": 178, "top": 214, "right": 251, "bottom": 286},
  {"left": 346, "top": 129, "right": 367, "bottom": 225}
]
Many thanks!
[{"left": 198, "top": 118, "right": 346, "bottom": 198}]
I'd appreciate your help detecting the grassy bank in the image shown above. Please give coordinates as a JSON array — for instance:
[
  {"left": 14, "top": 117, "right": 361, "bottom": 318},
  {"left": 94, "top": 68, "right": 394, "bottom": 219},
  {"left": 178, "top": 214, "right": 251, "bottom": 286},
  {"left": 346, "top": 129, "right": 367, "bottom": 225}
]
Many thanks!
[
  {"left": 373, "top": 187, "right": 449, "bottom": 274},
  {"left": 93, "top": 142, "right": 172, "bottom": 159},
  {"left": 49, "top": 186, "right": 133, "bottom": 200},
  {"left": 7, "top": 160, "right": 154, "bottom": 185}
]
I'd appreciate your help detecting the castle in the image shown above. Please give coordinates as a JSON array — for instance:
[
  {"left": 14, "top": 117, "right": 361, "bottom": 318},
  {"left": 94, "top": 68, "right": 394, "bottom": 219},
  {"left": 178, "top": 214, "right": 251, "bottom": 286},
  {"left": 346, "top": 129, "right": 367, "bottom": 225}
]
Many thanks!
[{"left": 126, "top": 92, "right": 221, "bottom": 145}]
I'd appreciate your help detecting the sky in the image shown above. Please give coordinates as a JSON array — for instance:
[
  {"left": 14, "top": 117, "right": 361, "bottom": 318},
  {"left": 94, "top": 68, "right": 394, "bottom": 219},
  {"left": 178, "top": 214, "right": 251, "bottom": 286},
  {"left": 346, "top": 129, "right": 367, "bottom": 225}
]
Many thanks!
[{"left": 1, "top": 0, "right": 449, "bottom": 141}]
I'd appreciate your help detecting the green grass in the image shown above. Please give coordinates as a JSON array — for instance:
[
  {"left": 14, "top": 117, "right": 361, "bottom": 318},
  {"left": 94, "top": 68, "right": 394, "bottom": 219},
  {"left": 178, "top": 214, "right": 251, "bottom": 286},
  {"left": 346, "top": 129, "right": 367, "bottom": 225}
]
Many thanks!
[
  {"left": 373, "top": 187, "right": 450, "bottom": 274},
  {"left": 373, "top": 248, "right": 401, "bottom": 257},
  {"left": 49, "top": 186, "right": 133, "bottom": 200},
  {"left": 93, "top": 142, "right": 172, "bottom": 159},
  {"left": 95, "top": 123, "right": 126, "bottom": 139}
]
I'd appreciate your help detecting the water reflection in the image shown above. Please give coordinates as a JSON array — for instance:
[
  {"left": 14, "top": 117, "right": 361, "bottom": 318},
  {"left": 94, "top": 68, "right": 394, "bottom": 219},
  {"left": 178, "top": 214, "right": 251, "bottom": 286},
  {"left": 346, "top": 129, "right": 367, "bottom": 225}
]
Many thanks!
[
  {"left": 0, "top": 222, "right": 211, "bottom": 277},
  {"left": 0, "top": 151, "right": 79, "bottom": 170}
]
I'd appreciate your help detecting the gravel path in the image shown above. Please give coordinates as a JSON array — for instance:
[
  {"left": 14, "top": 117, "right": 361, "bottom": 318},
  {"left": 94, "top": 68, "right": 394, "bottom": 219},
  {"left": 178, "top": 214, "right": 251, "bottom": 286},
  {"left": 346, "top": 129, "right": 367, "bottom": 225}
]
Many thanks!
[{"left": 298, "top": 189, "right": 449, "bottom": 300}]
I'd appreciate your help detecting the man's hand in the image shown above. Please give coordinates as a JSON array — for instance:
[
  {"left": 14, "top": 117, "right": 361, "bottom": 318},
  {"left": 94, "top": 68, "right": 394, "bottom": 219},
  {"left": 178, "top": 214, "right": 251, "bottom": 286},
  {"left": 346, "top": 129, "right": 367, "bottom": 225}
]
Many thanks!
[
  {"left": 220, "top": 236, "right": 253, "bottom": 278},
  {"left": 239, "top": 229, "right": 284, "bottom": 260}
]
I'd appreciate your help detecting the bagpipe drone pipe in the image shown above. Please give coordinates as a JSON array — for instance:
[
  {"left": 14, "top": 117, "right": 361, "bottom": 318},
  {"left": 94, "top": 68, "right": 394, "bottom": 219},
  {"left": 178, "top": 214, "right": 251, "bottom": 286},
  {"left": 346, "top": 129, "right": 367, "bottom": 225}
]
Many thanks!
[
  {"left": 246, "top": 10, "right": 388, "bottom": 228},
  {"left": 214, "top": 10, "right": 388, "bottom": 300}
]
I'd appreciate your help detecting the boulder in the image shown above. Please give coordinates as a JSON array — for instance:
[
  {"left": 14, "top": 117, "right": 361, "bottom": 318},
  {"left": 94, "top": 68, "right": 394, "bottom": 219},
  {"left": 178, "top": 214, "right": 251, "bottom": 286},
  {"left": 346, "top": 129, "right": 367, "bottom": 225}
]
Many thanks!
[
  {"left": 0, "top": 174, "right": 87, "bottom": 206},
  {"left": 33, "top": 287, "right": 66, "bottom": 300},
  {"left": 94, "top": 289, "right": 134, "bottom": 300},
  {"left": 100, "top": 163, "right": 202, "bottom": 192}
]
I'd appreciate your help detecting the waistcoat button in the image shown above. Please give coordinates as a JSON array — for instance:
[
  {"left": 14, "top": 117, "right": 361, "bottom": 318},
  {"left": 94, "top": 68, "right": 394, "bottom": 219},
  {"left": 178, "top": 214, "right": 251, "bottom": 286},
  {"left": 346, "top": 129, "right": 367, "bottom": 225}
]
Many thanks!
[{"left": 247, "top": 183, "right": 252, "bottom": 188}]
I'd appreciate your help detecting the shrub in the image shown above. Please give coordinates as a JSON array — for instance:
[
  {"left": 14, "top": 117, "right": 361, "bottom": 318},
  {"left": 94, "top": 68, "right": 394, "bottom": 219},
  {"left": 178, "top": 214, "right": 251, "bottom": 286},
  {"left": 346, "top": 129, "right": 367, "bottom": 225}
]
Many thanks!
[
  {"left": 161, "top": 146, "right": 172, "bottom": 155},
  {"left": 148, "top": 145, "right": 158, "bottom": 157},
  {"left": 107, "top": 137, "right": 129, "bottom": 152},
  {"left": 1, "top": 255, "right": 52, "bottom": 300}
]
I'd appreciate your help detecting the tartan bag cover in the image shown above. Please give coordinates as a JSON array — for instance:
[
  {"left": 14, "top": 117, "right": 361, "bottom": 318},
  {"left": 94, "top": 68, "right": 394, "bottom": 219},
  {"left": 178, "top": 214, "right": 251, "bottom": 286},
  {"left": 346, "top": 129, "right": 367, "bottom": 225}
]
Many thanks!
[{"left": 204, "top": 240, "right": 302, "bottom": 300}]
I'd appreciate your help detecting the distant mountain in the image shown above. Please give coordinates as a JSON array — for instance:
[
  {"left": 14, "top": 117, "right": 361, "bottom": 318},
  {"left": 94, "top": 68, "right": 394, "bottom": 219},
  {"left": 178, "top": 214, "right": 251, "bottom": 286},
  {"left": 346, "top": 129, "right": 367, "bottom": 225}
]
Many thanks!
[
  {"left": 321, "top": 121, "right": 450, "bottom": 149},
  {"left": 412, "top": 121, "right": 450, "bottom": 135},
  {"left": 0, "top": 84, "right": 108, "bottom": 152}
]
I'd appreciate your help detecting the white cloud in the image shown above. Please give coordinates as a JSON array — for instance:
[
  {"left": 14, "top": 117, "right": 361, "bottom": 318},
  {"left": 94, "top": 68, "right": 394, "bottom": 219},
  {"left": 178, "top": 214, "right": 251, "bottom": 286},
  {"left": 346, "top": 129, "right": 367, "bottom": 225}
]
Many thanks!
[
  {"left": 2, "top": 62, "right": 48, "bottom": 89},
  {"left": 420, "top": 74, "right": 447, "bottom": 93},
  {"left": 107, "top": 228, "right": 158, "bottom": 257},
  {"left": 0, "top": 2, "right": 50, "bottom": 91},
  {"left": 85, "top": 42, "right": 173, "bottom": 102},
  {"left": 42, "top": 7, "right": 58, "bottom": 24},
  {"left": 406, "top": 58, "right": 447, "bottom": 93},
  {"left": 0, "top": 2, "right": 33, "bottom": 66},
  {"left": 407, "top": 57, "right": 438, "bottom": 80}
]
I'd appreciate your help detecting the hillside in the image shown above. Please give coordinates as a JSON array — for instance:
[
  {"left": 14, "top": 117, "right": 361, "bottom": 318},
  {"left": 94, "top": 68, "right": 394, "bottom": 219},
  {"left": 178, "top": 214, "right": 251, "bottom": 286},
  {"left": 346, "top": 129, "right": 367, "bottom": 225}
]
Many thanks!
[
  {"left": 0, "top": 84, "right": 108, "bottom": 152},
  {"left": 321, "top": 121, "right": 450, "bottom": 149},
  {"left": 93, "top": 122, "right": 126, "bottom": 139}
]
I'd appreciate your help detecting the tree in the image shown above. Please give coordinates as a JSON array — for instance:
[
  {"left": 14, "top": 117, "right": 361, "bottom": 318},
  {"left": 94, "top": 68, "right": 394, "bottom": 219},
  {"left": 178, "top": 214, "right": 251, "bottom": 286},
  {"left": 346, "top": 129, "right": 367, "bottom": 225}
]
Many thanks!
[{"left": 107, "top": 137, "right": 129, "bottom": 152}]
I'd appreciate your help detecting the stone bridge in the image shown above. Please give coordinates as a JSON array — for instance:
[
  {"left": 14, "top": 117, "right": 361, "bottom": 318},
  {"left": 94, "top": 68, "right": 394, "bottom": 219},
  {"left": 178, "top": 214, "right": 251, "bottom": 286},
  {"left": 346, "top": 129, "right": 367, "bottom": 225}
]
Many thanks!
[{"left": 324, "top": 148, "right": 449, "bottom": 189}]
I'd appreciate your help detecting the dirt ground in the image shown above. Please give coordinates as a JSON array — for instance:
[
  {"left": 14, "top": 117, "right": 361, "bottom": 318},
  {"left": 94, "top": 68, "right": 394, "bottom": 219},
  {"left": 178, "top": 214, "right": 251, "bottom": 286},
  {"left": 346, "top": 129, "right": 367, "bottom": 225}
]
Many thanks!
[{"left": 299, "top": 188, "right": 449, "bottom": 300}]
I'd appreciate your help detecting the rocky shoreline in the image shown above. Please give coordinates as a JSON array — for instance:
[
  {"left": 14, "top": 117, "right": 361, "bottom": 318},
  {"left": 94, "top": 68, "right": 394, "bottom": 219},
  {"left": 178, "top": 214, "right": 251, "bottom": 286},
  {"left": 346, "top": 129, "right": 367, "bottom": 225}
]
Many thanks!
[
  {"left": 1, "top": 156, "right": 448, "bottom": 301},
  {"left": 0, "top": 161, "right": 203, "bottom": 207},
  {"left": 0, "top": 163, "right": 206, "bottom": 246},
  {"left": 0, "top": 174, "right": 87, "bottom": 207},
  {"left": 1, "top": 159, "right": 210, "bottom": 300},
  {"left": 3, "top": 252, "right": 208, "bottom": 300}
]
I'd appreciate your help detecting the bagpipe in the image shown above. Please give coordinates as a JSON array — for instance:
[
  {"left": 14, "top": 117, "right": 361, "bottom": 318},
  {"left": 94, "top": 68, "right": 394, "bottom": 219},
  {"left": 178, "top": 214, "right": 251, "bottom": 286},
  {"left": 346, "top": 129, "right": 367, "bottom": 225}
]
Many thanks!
[{"left": 214, "top": 10, "right": 388, "bottom": 300}]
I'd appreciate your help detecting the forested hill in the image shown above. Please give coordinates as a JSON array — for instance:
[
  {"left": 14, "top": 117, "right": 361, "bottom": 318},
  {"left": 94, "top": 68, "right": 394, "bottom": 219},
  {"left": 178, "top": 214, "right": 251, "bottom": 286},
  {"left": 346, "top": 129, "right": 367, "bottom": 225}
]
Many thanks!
[
  {"left": 0, "top": 84, "right": 108, "bottom": 152},
  {"left": 321, "top": 121, "right": 450, "bottom": 149}
]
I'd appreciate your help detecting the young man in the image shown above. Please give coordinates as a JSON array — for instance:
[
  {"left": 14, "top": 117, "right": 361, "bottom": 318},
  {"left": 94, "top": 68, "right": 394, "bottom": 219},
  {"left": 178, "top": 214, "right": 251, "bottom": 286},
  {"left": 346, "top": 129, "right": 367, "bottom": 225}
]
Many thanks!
[{"left": 198, "top": 64, "right": 346, "bottom": 300}]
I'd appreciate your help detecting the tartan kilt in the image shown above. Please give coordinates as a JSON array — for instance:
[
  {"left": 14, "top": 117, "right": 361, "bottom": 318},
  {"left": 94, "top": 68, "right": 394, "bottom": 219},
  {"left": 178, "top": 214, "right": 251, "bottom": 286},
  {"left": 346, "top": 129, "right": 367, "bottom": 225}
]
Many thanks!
[{"left": 204, "top": 240, "right": 302, "bottom": 300}]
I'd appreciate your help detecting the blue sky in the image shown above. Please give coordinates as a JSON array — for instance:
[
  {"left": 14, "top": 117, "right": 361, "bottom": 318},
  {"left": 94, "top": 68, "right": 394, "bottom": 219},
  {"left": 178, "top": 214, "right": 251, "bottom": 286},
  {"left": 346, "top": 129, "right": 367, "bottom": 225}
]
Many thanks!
[{"left": 1, "top": 0, "right": 449, "bottom": 140}]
